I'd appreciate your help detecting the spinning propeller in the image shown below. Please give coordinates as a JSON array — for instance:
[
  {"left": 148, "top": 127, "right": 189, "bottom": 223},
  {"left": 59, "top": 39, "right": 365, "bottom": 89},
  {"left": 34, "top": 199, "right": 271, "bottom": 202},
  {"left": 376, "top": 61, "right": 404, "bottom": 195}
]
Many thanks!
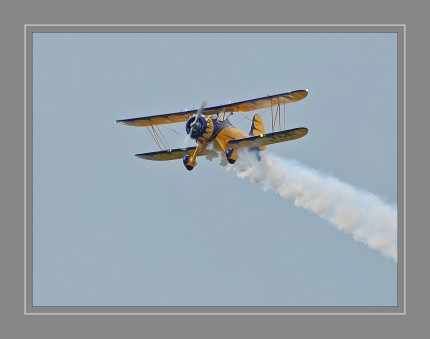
[
  {"left": 189, "top": 100, "right": 207, "bottom": 133},
  {"left": 181, "top": 100, "right": 206, "bottom": 150}
]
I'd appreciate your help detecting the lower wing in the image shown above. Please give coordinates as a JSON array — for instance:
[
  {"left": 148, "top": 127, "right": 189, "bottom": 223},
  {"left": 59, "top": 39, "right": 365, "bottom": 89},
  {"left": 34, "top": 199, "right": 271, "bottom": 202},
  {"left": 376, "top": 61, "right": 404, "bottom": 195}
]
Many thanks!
[
  {"left": 135, "top": 127, "right": 307, "bottom": 161},
  {"left": 228, "top": 127, "right": 308, "bottom": 148},
  {"left": 135, "top": 146, "right": 211, "bottom": 161}
]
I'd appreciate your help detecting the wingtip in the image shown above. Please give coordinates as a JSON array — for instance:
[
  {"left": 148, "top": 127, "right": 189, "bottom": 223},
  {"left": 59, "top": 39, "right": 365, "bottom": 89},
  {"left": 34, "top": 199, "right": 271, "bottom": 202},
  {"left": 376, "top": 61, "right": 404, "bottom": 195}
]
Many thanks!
[{"left": 116, "top": 119, "right": 132, "bottom": 126}]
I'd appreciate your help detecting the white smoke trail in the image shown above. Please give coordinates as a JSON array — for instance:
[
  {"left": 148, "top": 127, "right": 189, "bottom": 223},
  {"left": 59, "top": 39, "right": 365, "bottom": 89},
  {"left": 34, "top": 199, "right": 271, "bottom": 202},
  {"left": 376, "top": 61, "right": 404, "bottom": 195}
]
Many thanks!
[{"left": 229, "top": 151, "right": 397, "bottom": 262}]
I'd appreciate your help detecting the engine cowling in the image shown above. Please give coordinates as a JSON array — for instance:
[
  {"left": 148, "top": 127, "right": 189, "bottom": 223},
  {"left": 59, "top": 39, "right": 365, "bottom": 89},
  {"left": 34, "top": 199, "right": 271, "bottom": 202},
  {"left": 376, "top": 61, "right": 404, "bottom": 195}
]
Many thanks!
[{"left": 185, "top": 115, "right": 214, "bottom": 141}]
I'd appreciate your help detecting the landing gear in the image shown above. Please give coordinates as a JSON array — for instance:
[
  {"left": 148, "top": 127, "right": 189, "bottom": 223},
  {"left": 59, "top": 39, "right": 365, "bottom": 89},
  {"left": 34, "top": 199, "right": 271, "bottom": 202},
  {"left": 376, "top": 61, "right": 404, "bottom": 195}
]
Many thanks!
[
  {"left": 226, "top": 148, "right": 237, "bottom": 164},
  {"left": 183, "top": 154, "right": 197, "bottom": 171}
]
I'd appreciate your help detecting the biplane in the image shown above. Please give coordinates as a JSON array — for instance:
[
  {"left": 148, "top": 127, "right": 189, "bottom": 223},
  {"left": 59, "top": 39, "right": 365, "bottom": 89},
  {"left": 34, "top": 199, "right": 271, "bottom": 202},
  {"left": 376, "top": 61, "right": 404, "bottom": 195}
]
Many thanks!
[{"left": 116, "top": 89, "right": 309, "bottom": 170}]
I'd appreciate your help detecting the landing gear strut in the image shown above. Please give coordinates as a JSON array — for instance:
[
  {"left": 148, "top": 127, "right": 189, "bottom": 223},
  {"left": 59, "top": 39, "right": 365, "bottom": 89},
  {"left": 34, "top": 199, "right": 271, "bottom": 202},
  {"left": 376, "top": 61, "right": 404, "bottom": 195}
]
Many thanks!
[{"left": 226, "top": 148, "right": 237, "bottom": 164}]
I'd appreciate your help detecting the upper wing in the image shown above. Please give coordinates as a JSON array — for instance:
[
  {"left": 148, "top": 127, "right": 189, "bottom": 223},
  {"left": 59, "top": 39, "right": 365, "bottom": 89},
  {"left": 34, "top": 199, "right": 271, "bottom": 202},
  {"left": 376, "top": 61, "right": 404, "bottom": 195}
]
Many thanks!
[
  {"left": 135, "top": 146, "right": 211, "bottom": 161},
  {"left": 210, "top": 89, "right": 308, "bottom": 114},
  {"left": 117, "top": 110, "right": 195, "bottom": 127},
  {"left": 228, "top": 128, "right": 308, "bottom": 148},
  {"left": 116, "top": 89, "right": 308, "bottom": 127}
]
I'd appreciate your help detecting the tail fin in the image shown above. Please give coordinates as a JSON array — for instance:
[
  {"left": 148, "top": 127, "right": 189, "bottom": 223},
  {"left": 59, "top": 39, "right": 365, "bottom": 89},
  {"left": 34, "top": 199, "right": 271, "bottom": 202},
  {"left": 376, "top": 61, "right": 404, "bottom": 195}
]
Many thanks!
[{"left": 249, "top": 114, "right": 266, "bottom": 151}]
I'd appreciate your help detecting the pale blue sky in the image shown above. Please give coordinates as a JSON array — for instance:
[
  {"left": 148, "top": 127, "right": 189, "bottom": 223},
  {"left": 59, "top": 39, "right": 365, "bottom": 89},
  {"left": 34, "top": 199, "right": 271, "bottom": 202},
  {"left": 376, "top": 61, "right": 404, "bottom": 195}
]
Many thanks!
[{"left": 32, "top": 32, "right": 397, "bottom": 306}]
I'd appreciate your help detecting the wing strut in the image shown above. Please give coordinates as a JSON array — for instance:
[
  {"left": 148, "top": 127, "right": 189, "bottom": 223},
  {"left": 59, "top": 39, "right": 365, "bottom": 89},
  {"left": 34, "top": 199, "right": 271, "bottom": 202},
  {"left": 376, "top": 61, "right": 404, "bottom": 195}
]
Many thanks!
[
  {"left": 146, "top": 124, "right": 170, "bottom": 151},
  {"left": 270, "top": 99, "right": 287, "bottom": 132}
]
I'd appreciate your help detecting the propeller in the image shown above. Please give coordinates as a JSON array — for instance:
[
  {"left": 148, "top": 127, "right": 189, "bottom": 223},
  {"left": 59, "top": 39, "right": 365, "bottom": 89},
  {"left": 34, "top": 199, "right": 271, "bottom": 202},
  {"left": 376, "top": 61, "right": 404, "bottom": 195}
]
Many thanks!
[
  {"left": 181, "top": 100, "right": 206, "bottom": 150},
  {"left": 190, "top": 100, "right": 207, "bottom": 131}
]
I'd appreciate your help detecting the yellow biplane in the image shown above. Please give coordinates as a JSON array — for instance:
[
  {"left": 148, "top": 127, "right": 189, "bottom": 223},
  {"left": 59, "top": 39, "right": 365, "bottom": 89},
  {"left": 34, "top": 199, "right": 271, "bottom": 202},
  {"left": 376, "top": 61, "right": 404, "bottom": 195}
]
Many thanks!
[{"left": 116, "top": 89, "right": 309, "bottom": 170}]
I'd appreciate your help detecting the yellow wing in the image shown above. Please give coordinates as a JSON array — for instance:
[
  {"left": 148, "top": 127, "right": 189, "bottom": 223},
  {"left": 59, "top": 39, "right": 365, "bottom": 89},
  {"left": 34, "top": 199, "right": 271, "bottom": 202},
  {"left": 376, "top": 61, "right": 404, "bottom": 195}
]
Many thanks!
[
  {"left": 116, "top": 89, "right": 308, "bottom": 127},
  {"left": 135, "top": 146, "right": 212, "bottom": 161},
  {"left": 217, "top": 89, "right": 308, "bottom": 114},
  {"left": 228, "top": 128, "right": 308, "bottom": 148},
  {"left": 117, "top": 111, "right": 194, "bottom": 127}
]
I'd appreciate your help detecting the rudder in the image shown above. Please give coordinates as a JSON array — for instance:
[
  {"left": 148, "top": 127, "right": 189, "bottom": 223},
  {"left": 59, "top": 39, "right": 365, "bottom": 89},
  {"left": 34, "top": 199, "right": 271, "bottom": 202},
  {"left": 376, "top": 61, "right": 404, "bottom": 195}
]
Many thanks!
[{"left": 249, "top": 114, "right": 266, "bottom": 151}]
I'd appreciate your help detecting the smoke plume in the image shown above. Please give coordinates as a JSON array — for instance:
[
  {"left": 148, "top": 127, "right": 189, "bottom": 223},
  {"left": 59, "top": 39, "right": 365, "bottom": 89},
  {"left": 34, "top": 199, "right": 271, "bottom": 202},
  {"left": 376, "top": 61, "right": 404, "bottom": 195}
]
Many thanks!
[{"left": 229, "top": 151, "right": 397, "bottom": 262}]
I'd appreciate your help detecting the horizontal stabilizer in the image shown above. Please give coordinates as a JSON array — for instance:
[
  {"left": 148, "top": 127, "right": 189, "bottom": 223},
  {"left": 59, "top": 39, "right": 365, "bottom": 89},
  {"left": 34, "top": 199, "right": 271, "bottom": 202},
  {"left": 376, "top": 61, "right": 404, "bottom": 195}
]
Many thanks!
[{"left": 228, "top": 127, "right": 308, "bottom": 148}]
